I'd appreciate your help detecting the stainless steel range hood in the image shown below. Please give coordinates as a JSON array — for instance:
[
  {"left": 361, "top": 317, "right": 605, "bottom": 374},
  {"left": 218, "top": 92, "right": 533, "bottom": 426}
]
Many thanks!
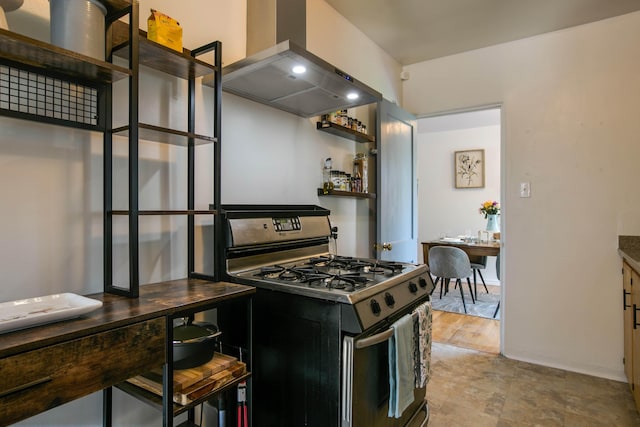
[{"left": 221, "top": 0, "right": 382, "bottom": 118}]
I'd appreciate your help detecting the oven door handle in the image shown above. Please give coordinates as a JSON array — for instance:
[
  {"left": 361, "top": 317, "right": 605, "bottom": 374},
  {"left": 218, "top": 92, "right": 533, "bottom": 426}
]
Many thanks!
[{"left": 355, "top": 328, "right": 394, "bottom": 349}]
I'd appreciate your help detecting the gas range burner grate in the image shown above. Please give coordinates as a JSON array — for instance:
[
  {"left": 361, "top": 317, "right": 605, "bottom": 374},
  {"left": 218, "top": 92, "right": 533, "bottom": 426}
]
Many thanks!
[
  {"left": 329, "top": 273, "right": 370, "bottom": 290},
  {"left": 253, "top": 264, "right": 373, "bottom": 292},
  {"left": 254, "top": 265, "right": 286, "bottom": 278},
  {"left": 305, "top": 272, "right": 370, "bottom": 292},
  {"left": 306, "top": 256, "right": 406, "bottom": 275}
]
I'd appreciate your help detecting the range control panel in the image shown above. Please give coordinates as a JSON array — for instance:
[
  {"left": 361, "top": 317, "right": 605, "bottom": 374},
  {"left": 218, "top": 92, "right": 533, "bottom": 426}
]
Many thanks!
[
  {"left": 228, "top": 215, "right": 330, "bottom": 247},
  {"left": 354, "top": 272, "right": 435, "bottom": 331},
  {"left": 273, "top": 216, "right": 301, "bottom": 232}
]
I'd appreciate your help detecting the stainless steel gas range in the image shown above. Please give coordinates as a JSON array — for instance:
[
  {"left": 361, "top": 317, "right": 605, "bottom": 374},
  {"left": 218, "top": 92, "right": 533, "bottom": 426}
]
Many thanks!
[{"left": 220, "top": 205, "right": 434, "bottom": 427}]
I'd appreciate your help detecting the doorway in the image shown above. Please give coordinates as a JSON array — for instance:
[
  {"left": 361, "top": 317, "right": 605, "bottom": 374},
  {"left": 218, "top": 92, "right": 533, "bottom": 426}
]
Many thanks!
[{"left": 416, "top": 106, "right": 502, "bottom": 353}]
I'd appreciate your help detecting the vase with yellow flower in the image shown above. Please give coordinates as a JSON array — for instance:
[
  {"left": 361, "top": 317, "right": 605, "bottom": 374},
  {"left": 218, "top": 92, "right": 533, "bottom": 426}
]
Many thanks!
[{"left": 480, "top": 200, "right": 500, "bottom": 232}]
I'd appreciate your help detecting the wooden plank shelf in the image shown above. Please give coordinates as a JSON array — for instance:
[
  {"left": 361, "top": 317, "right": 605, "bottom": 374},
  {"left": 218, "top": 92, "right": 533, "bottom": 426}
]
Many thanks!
[
  {"left": 112, "top": 123, "right": 216, "bottom": 146},
  {"left": 111, "top": 21, "right": 218, "bottom": 80},
  {"left": 317, "top": 188, "right": 376, "bottom": 199},
  {"left": 110, "top": 210, "right": 217, "bottom": 216},
  {"left": 116, "top": 372, "right": 251, "bottom": 417},
  {"left": 316, "top": 121, "right": 375, "bottom": 143},
  {"left": 0, "top": 29, "right": 131, "bottom": 85}
]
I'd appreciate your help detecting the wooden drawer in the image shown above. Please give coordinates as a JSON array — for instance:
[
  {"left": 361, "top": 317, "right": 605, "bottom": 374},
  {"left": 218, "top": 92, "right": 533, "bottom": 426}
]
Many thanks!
[{"left": 0, "top": 318, "right": 165, "bottom": 426}]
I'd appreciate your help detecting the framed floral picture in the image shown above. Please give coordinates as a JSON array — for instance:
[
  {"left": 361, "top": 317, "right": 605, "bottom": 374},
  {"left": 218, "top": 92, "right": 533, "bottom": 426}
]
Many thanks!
[{"left": 455, "top": 149, "right": 485, "bottom": 188}]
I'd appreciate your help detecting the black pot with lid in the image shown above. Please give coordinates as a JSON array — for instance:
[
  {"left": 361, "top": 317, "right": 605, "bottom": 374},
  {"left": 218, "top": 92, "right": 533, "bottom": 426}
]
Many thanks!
[{"left": 173, "top": 318, "right": 221, "bottom": 370}]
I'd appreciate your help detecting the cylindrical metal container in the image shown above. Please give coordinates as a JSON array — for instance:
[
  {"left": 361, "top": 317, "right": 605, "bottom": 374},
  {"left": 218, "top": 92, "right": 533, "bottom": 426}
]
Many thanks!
[{"left": 50, "top": 0, "right": 106, "bottom": 60}]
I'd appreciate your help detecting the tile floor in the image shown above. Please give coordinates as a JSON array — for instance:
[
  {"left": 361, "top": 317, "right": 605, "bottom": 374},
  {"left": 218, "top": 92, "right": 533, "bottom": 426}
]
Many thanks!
[{"left": 424, "top": 342, "right": 640, "bottom": 426}]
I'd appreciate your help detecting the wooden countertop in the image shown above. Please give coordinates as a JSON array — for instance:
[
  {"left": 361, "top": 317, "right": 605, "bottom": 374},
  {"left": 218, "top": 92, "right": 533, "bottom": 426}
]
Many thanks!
[
  {"left": 0, "top": 279, "right": 255, "bottom": 358},
  {"left": 421, "top": 240, "right": 500, "bottom": 265}
]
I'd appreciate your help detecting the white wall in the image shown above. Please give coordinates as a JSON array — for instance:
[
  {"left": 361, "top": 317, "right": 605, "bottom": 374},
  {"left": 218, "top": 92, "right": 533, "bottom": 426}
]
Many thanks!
[
  {"left": 3, "top": 1, "right": 402, "bottom": 425},
  {"left": 404, "top": 11, "right": 640, "bottom": 381},
  {"left": 417, "top": 109, "right": 501, "bottom": 283},
  {"left": 307, "top": 0, "right": 402, "bottom": 105}
]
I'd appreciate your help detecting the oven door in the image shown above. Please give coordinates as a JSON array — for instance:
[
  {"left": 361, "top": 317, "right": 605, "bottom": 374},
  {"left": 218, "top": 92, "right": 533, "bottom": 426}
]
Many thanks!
[{"left": 341, "top": 318, "right": 428, "bottom": 427}]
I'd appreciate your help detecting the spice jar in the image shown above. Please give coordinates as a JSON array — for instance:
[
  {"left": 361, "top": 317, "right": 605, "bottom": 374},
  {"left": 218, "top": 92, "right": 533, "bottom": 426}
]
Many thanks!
[
  {"left": 339, "top": 110, "right": 348, "bottom": 126},
  {"left": 330, "top": 170, "right": 341, "bottom": 189},
  {"left": 339, "top": 171, "right": 347, "bottom": 190}
]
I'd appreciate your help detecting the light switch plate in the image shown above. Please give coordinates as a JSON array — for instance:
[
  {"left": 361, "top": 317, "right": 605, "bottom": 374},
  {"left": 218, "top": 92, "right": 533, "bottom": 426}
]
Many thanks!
[{"left": 520, "top": 182, "right": 531, "bottom": 198}]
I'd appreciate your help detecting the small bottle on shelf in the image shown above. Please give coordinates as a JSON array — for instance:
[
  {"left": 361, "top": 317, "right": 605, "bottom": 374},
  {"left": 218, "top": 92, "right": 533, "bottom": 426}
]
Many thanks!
[{"left": 353, "top": 153, "right": 368, "bottom": 193}]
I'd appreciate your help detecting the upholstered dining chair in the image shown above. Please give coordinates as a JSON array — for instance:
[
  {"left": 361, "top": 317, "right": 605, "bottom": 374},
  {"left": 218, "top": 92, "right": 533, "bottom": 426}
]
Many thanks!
[
  {"left": 428, "top": 246, "right": 475, "bottom": 314},
  {"left": 469, "top": 255, "right": 490, "bottom": 299}
]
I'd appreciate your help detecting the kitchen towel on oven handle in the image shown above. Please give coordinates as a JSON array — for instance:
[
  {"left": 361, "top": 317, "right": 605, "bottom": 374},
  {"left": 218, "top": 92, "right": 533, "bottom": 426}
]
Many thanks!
[
  {"left": 413, "top": 300, "right": 432, "bottom": 388},
  {"left": 388, "top": 313, "right": 415, "bottom": 418}
]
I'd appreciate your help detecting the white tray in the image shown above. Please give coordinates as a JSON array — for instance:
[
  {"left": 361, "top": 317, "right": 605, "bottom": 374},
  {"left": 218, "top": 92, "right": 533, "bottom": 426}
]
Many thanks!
[{"left": 0, "top": 293, "right": 102, "bottom": 334}]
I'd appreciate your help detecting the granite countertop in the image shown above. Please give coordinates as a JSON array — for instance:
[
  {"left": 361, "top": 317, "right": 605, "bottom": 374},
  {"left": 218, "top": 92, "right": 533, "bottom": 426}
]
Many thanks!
[{"left": 618, "top": 235, "right": 640, "bottom": 271}]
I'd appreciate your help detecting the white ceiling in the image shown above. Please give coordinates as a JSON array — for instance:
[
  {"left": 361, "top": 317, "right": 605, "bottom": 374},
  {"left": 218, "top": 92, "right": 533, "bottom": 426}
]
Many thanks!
[{"left": 324, "top": 0, "right": 640, "bottom": 65}]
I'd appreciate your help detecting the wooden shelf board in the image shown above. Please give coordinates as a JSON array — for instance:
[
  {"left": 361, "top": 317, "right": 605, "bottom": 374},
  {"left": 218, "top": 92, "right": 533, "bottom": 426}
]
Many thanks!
[
  {"left": 316, "top": 121, "right": 375, "bottom": 143},
  {"left": 115, "top": 372, "right": 252, "bottom": 416},
  {"left": 111, "top": 21, "right": 218, "bottom": 80},
  {"left": 0, "top": 29, "right": 131, "bottom": 85},
  {"left": 110, "top": 210, "right": 217, "bottom": 216},
  {"left": 317, "top": 188, "right": 376, "bottom": 199},
  {"left": 112, "top": 123, "right": 216, "bottom": 146}
]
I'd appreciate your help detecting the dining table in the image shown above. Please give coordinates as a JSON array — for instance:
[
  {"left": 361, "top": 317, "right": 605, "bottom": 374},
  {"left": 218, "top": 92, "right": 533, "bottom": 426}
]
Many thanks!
[{"left": 421, "top": 239, "right": 501, "bottom": 266}]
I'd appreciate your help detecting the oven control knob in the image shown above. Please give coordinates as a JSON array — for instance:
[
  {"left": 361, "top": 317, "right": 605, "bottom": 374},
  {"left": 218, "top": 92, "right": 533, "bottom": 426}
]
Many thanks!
[
  {"left": 408, "top": 282, "right": 418, "bottom": 293},
  {"left": 370, "top": 299, "right": 381, "bottom": 316},
  {"left": 419, "top": 277, "right": 428, "bottom": 288},
  {"left": 384, "top": 292, "right": 395, "bottom": 307}
]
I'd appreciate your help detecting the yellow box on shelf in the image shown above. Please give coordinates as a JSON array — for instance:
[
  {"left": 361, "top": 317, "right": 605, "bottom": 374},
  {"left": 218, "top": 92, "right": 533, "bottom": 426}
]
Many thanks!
[{"left": 147, "top": 8, "right": 183, "bottom": 52}]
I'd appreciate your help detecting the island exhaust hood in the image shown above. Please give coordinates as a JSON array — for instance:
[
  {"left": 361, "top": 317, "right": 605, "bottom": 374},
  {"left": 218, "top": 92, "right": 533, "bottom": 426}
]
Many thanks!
[{"left": 221, "top": 0, "right": 382, "bottom": 118}]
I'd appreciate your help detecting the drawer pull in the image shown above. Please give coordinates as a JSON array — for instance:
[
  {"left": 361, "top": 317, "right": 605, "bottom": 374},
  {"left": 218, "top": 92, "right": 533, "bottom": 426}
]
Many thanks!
[{"left": 0, "top": 376, "right": 52, "bottom": 398}]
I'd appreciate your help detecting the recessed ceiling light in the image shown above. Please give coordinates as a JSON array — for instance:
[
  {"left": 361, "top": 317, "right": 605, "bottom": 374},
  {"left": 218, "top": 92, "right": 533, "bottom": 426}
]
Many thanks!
[
  {"left": 347, "top": 92, "right": 359, "bottom": 100},
  {"left": 292, "top": 65, "right": 306, "bottom": 74}
]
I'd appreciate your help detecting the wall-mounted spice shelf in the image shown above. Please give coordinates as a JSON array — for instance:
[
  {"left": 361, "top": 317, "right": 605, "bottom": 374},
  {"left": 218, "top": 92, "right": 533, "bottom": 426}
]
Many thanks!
[
  {"left": 317, "top": 189, "right": 376, "bottom": 199},
  {"left": 316, "top": 121, "right": 375, "bottom": 143}
]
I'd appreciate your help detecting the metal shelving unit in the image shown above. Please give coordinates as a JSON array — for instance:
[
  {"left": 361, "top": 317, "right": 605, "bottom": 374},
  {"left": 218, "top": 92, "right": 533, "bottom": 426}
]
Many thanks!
[
  {"left": 0, "top": 2, "right": 237, "bottom": 426},
  {"left": 104, "top": 9, "right": 222, "bottom": 298}
]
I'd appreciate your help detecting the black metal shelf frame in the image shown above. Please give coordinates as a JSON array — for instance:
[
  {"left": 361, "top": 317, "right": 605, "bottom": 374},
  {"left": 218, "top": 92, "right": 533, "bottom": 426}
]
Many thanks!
[
  {"left": 103, "top": 2, "right": 140, "bottom": 298},
  {"left": 103, "top": 9, "right": 223, "bottom": 298},
  {"left": 0, "top": 2, "right": 229, "bottom": 424}
]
